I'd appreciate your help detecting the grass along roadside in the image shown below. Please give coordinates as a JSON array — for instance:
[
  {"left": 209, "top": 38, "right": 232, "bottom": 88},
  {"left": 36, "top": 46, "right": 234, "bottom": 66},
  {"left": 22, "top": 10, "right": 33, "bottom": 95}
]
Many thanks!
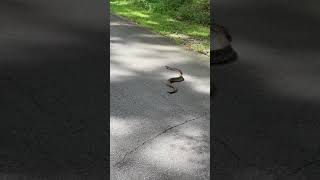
[{"left": 110, "top": 0, "right": 210, "bottom": 56}]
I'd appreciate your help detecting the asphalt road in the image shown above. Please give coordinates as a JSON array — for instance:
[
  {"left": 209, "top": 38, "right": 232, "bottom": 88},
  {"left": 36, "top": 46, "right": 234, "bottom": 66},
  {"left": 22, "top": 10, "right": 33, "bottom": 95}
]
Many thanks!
[
  {"left": 110, "top": 15, "right": 210, "bottom": 180},
  {"left": 0, "top": 0, "right": 108, "bottom": 179},
  {"left": 212, "top": 1, "right": 320, "bottom": 179}
]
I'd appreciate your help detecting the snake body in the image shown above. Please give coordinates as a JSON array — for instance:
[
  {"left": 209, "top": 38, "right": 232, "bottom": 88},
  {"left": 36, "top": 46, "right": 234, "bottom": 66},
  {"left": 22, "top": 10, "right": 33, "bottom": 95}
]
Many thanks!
[{"left": 165, "top": 66, "right": 184, "bottom": 94}]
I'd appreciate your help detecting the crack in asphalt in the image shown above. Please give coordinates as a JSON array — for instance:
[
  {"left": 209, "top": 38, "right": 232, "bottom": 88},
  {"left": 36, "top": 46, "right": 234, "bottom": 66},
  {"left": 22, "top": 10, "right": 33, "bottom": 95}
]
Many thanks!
[
  {"left": 212, "top": 137, "right": 241, "bottom": 167},
  {"left": 114, "top": 112, "right": 208, "bottom": 168}
]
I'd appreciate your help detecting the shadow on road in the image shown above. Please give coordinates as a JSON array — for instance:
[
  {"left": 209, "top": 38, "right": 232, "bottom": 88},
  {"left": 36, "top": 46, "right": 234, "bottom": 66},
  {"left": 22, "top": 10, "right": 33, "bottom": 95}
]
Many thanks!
[
  {"left": 212, "top": 1, "right": 320, "bottom": 179},
  {"left": 0, "top": 0, "right": 108, "bottom": 178}
]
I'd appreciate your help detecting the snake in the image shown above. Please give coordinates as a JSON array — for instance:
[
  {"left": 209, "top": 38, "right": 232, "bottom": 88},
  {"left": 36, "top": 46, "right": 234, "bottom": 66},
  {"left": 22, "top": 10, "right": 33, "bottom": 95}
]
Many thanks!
[{"left": 165, "top": 66, "right": 184, "bottom": 94}]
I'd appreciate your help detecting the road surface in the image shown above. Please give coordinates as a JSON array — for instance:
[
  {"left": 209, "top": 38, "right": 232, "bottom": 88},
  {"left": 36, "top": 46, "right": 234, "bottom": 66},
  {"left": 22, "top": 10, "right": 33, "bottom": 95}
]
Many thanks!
[
  {"left": 0, "top": 0, "right": 108, "bottom": 179},
  {"left": 212, "top": 1, "right": 320, "bottom": 179},
  {"left": 110, "top": 15, "right": 210, "bottom": 180}
]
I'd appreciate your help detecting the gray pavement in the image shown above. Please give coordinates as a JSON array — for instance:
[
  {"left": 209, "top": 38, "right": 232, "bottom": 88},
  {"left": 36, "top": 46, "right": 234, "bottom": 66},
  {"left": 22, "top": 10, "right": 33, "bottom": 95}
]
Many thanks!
[
  {"left": 212, "top": 1, "right": 320, "bottom": 179},
  {"left": 0, "top": 0, "right": 107, "bottom": 179},
  {"left": 110, "top": 15, "right": 210, "bottom": 180}
]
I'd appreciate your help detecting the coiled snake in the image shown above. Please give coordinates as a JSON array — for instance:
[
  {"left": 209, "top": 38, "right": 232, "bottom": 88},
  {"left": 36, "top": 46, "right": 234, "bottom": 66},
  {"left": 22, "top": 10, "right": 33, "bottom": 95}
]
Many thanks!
[{"left": 165, "top": 66, "right": 184, "bottom": 94}]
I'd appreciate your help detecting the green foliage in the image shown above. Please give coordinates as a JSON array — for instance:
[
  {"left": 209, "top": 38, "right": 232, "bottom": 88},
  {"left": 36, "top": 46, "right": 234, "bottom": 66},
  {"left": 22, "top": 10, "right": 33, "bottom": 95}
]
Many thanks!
[
  {"left": 110, "top": 0, "right": 210, "bottom": 55},
  {"left": 129, "top": 0, "right": 210, "bottom": 25}
]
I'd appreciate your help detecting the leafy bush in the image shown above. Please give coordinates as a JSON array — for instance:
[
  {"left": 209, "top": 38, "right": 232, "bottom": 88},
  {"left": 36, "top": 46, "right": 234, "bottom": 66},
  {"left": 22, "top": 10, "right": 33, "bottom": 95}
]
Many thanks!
[
  {"left": 176, "top": 0, "right": 210, "bottom": 25},
  {"left": 129, "top": 0, "right": 209, "bottom": 25}
]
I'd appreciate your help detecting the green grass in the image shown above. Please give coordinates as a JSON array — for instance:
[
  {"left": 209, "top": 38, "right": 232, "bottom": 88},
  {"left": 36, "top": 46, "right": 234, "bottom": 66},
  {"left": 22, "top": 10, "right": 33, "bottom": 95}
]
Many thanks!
[{"left": 110, "top": 0, "right": 210, "bottom": 56}]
